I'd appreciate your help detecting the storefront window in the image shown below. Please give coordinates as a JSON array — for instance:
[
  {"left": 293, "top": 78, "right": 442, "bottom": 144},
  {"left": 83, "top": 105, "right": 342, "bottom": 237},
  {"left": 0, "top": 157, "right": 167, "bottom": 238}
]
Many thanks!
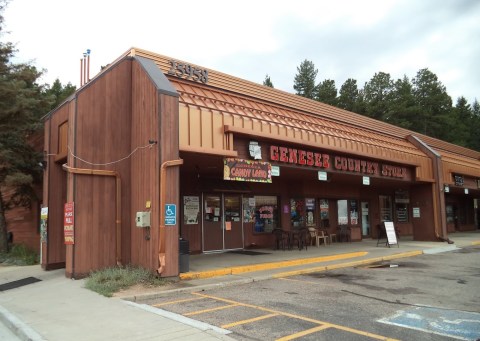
[
  {"left": 337, "top": 200, "right": 348, "bottom": 225},
  {"left": 379, "top": 195, "right": 393, "bottom": 221},
  {"left": 244, "top": 196, "right": 278, "bottom": 233},
  {"left": 320, "top": 199, "right": 330, "bottom": 228},
  {"left": 350, "top": 200, "right": 359, "bottom": 225},
  {"left": 290, "top": 198, "right": 305, "bottom": 228},
  {"left": 305, "top": 198, "right": 316, "bottom": 226},
  {"left": 396, "top": 203, "right": 409, "bottom": 223}
]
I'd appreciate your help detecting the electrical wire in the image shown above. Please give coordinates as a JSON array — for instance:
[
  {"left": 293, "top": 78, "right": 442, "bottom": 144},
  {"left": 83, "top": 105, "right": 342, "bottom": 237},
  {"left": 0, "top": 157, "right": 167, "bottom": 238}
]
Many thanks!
[{"left": 67, "top": 142, "right": 156, "bottom": 166}]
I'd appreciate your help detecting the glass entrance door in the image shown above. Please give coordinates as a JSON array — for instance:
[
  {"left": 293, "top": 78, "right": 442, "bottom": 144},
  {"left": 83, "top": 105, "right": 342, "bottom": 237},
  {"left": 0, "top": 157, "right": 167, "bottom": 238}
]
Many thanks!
[
  {"left": 224, "top": 195, "right": 243, "bottom": 250},
  {"left": 203, "top": 194, "right": 223, "bottom": 251},
  {"left": 203, "top": 194, "right": 244, "bottom": 252},
  {"left": 361, "top": 201, "right": 370, "bottom": 236}
]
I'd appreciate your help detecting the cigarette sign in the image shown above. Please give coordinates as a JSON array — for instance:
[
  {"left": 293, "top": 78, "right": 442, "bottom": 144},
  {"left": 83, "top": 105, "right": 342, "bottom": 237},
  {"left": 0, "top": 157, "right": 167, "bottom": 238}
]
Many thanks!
[{"left": 64, "top": 202, "right": 74, "bottom": 245}]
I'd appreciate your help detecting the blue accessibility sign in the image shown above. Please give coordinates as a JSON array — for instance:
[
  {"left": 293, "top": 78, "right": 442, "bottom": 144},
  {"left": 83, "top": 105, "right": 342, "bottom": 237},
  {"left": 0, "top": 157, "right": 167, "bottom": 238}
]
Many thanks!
[{"left": 165, "top": 204, "right": 176, "bottom": 226}]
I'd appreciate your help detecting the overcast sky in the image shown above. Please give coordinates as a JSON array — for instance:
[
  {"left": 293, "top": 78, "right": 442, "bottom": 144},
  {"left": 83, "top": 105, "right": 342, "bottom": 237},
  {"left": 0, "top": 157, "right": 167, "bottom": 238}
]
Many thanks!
[{"left": 3, "top": 0, "right": 479, "bottom": 104}]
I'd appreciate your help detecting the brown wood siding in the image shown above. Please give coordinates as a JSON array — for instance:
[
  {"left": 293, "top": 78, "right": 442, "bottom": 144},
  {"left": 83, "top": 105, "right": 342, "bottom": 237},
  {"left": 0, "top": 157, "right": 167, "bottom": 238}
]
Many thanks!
[
  {"left": 69, "top": 59, "right": 132, "bottom": 276},
  {"left": 130, "top": 60, "right": 160, "bottom": 271},
  {"left": 42, "top": 102, "right": 71, "bottom": 268},
  {"left": 159, "top": 92, "right": 181, "bottom": 276}
]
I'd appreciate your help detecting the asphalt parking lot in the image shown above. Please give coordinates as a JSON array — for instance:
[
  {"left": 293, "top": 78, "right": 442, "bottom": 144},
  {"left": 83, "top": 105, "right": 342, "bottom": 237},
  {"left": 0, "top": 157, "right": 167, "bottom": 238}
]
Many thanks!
[{"left": 146, "top": 245, "right": 480, "bottom": 341}]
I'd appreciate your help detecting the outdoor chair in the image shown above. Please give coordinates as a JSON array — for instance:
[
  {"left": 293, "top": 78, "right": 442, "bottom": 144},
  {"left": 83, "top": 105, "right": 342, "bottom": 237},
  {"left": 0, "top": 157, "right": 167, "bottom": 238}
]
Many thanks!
[{"left": 272, "top": 228, "right": 288, "bottom": 250}]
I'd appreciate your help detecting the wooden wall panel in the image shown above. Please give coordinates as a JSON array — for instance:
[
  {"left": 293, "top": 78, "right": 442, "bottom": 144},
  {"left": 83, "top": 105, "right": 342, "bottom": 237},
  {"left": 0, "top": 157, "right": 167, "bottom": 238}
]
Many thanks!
[
  {"left": 130, "top": 60, "right": 160, "bottom": 271},
  {"left": 68, "top": 59, "right": 132, "bottom": 277},
  {"left": 159, "top": 94, "right": 180, "bottom": 277}
]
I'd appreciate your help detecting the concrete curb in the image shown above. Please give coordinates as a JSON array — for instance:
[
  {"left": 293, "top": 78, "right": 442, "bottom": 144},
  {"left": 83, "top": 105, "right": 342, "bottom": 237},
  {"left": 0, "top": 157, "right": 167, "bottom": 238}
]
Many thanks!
[
  {"left": 123, "top": 250, "right": 426, "bottom": 303},
  {"left": 179, "top": 251, "right": 368, "bottom": 280},
  {"left": 0, "top": 305, "right": 45, "bottom": 341}
]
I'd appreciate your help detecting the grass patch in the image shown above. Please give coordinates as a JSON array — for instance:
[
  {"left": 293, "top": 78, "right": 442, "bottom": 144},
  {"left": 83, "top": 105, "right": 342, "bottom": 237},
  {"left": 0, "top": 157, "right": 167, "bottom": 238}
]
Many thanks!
[
  {"left": 0, "top": 244, "right": 39, "bottom": 266},
  {"left": 85, "top": 265, "right": 170, "bottom": 297}
]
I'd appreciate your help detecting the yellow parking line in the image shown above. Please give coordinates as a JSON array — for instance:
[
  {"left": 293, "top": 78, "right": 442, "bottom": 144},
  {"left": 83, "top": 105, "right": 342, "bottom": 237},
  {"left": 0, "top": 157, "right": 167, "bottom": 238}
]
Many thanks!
[
  {"left": 192, "top": 292, "right": 399, "bottom": 340},
  {"left": 221, "top": 313, "right": 279, "bottom": 328},
  {"left": 180, "top": 251, "right": 368, "bottom": 280},
  {"left": 472, "top": 241, "right": 480, "bottom": 246},
  {"left": 184, "top": 303, "right": 239, "bottom": 316},
  {"left": 152, "top": 297, "right": 205, "bottom": 307},
  {"left": 273, "top": 251, "right": 423, "bottom": 278},
  {"left": 276, "top": 324, "right": 331, "bottom": 341}
]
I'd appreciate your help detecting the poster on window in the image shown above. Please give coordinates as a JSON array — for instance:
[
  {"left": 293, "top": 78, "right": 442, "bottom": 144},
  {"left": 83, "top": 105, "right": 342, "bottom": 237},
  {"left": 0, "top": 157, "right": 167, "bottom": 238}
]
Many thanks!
[{"left": 183, "top": 196, "right": 199, "bottom": 224}]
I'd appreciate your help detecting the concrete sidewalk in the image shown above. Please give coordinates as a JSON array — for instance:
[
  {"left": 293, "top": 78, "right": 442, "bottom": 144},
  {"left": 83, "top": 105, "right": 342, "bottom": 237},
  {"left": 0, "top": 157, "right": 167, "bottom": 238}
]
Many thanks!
[{"left": 1, "top": 232, "right": 479, "bottom": 340}]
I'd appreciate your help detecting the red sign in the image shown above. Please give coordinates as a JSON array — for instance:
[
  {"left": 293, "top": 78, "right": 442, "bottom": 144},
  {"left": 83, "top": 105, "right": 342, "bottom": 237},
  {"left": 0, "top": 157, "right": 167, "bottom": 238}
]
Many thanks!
[
  {"left": 224, "top": 158, "right": 272, "bottom": 183},
  {"left": 64, "top": 202, "right": 74, "bottom": 245},
  {"left": 269, "top": 145, "right": 407, "bottom": 179}
]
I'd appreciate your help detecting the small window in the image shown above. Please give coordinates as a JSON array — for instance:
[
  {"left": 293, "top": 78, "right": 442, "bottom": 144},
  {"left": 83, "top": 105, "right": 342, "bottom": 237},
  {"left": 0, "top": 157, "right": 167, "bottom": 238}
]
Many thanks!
[{"left": 56, "top": 121, "right": 68, "bottom": 161}]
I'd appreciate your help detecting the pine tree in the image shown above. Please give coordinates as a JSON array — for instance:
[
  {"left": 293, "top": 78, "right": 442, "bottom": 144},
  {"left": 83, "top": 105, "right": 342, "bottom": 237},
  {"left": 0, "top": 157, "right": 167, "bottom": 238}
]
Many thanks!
[
  {"left": 315, "top": 79, "right": 337, "bottom": 106},
  {"left": 0, "top": 0, "right": 53, "bottom": 252},
  {"left": 337, "top": 78, "right": 359, "bottom": 112},
  {"left": 293, "top": 59, "right": 317, "bottom": 99},
  {"left": 263, "top": 74, "right": 274, "bottom": 88}
]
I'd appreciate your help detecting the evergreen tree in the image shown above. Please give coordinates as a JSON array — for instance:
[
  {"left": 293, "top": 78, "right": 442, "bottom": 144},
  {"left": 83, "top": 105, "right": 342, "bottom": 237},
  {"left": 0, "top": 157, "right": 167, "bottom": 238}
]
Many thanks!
[
  {"left": 315, "top": 79, "right": 337, "bottom": 106},
  {"left": 0, "top": 0, "right": 52, "bottom": 252},
  {"left": 263, "top": 74, "right": 274, "bottom": 88},
  {"left": 469, "top": 99, "right": 480, "bottom": 151},
  {"left": 411, "top": 68, "right": 452, "bottom": 139},
  {"left": 386, "top": 76, "right": 417, "bottom": 129},
  {"left": 293, "top": 59, "right": 317, "bottom": 99},
  {"left": 446, "top": 96, "right": 471, "bottom": 147},
  {"left": 363, "top": 72, "right": 394, "bottom": 121},
  {"left": 337, "top": 78, "right": 359, "bottom": 112},
  {"left": 44, "top": 78, "right": 76, "bottom": 109}
]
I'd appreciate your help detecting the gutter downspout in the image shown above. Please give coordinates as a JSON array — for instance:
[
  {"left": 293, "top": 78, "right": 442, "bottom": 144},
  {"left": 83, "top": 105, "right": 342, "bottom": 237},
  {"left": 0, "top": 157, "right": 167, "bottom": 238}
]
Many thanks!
[
  {"left": 406, "top": 135, "right": 453, "bottom": 244},
  {"left": 62, "top": 164, "right": 123, "bottom": 265},
  {"left": 158, "top": 159, "right": 183, "bottom": 275}
]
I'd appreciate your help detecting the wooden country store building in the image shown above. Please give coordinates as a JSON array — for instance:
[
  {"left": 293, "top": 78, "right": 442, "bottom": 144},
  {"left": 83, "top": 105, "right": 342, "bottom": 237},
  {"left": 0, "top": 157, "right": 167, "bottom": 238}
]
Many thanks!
[{"left": 42, "top": 48, "right": 480, "bottom": 278}]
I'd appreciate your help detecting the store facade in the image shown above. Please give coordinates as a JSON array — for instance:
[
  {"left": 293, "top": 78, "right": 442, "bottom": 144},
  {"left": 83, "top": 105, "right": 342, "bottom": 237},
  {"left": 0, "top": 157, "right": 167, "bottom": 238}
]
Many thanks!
[{"left": 42, "top": 48, "right": 480, "bottom": 278}]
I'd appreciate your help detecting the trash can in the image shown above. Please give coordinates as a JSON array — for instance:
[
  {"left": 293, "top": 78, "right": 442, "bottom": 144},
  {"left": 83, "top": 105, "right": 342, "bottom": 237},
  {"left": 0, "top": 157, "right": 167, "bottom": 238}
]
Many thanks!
[{"left": 179, "top": 238, "right": 189, "bottom": 273}]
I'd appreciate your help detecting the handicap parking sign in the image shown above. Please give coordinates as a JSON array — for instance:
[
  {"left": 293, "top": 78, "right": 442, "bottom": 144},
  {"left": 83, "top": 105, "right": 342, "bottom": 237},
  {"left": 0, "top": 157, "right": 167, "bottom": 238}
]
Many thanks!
[{"left": 165, "top": 204, "right": 176, "bottom": 225}]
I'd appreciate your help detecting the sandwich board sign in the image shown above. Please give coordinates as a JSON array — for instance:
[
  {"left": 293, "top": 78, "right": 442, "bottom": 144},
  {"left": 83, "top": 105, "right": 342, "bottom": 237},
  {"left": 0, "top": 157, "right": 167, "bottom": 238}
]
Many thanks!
[{"left": 384, "top": 221, "right": 398, "bottom": 247}]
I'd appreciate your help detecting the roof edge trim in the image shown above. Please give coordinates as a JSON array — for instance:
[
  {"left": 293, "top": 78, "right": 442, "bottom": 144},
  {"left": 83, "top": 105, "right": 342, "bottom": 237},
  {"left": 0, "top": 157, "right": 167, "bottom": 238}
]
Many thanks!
[
  {"left": 407, "top": 135, "right": 441, "bottom": 158},
  {"left": 134, "top": 56, "right": 178, "bottom": 98}
]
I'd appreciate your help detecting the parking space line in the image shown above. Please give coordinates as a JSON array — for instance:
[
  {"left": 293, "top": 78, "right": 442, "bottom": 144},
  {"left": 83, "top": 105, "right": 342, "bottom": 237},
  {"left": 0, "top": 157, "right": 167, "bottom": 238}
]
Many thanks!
[
  {"left": 276, "top": 324, "right": 331, "bottom": 341},
  {"left": 184, "top": 303, "right": 240, "bottom": 316},
  {"left": 152, "top": 297, "right": 205, "bottom": 307},
  {"left": 221, "top": 313, "right": 279, "bottom": 328},
  {"left": 192, "top": 292, "right": 399, "bottom": 340}
]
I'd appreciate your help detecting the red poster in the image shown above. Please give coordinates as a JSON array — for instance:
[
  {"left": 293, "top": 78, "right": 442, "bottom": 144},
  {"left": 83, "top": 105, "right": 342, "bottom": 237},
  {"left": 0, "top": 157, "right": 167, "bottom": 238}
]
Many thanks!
[{"left": 64, "top": 202, "right": 74, "bottom": 245}]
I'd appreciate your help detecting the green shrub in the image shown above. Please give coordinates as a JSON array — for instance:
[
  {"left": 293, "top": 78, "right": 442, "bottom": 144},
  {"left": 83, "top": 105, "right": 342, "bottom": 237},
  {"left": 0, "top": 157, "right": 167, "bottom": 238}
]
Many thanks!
[
  {"left": 0, "top": 244, "right": 39, "bottom": 265},
  {"left": 85, "top": 265, "right": 169, "bottom": 297}
]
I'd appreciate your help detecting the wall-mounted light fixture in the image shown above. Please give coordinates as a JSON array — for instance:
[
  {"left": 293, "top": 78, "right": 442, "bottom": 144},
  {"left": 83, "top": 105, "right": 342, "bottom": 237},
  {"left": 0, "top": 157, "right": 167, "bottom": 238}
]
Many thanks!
[{"left": 444, "top": 184, "right": 450, "bottom": 193}]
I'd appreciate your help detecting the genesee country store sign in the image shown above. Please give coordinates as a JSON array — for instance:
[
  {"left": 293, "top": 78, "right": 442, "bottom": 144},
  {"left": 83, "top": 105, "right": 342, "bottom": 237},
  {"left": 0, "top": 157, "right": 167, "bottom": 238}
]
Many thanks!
[
  {"left": 224, "top": 158, "right": 272, "bottom": 183},
  {"left": 269, "top": 145, "right": 407, "bottom": 179}
]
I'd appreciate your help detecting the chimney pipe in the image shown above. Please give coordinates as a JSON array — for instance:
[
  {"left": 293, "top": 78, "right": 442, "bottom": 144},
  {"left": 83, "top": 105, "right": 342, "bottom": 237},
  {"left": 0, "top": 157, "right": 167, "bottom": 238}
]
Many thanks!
[
  {"left": 86, "top": 49, "right": 91, "bottom": 82},
  {"left": 80, "top": 58, "right": 83, "bottom": 86},
  {"left": 83, "top": 53, "right": 87, "bottom": 86}
]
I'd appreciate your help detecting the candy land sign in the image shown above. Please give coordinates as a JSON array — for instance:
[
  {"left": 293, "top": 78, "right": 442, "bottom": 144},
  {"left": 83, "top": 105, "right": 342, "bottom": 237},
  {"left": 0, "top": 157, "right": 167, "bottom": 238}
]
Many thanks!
[
  {"left": 224, "top": 158, "right": 272, "bottom": 183},
  {"left": 64, "top": 202, "right": 74, "bottom": 245}
]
